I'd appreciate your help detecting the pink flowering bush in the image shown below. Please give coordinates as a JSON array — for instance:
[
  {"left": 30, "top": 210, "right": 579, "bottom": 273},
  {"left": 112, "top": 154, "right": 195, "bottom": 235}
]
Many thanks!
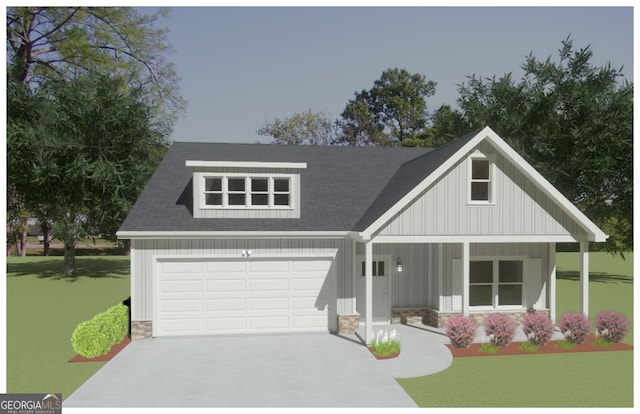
[
  {"left": 521, "top": 313, "right": 555, "bottom": 346},
  {"left": 484, "top": 314, "right": 516, "bottom": 347},
  {"left": 559, "top": 312, "right": 591, "bottom": 344},
  {"left": 595, "top": 311, "right": 628, "bottom": 343},
  {"left": 445, "top": 315, "right": 477, "bottom": 349}
]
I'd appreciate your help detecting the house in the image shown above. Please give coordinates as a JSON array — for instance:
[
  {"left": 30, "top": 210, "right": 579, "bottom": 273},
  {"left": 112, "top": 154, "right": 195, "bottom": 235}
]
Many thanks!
[{"left": 117, "top": 127, "right": 607, "bottom": 343}]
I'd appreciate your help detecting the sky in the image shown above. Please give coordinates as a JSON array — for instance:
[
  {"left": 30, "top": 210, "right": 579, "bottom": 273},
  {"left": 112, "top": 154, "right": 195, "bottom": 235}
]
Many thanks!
[{"left": 155, "top": 5, "right": 635, "bottom": 144}]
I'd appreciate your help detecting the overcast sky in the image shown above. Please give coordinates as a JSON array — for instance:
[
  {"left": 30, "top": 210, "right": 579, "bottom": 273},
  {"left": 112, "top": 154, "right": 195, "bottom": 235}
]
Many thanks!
[{"left": 151, "top": 6, "right": 633, "bottom": 143}]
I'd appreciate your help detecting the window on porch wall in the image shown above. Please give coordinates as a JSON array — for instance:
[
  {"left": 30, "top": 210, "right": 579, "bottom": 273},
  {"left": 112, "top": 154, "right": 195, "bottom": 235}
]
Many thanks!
[{"left": 469, "top": 260, "right": 523, "bottom": 307}]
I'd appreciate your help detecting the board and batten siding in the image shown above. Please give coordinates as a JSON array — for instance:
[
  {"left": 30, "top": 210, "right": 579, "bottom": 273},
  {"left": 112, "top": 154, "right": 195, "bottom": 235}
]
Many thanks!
[
  {"left": 441, "top": 243, "right": 550, "bottom": 312},
  {"left": 130, "top": 237, "right": 354, "bottom": 323},
  {"left": 191, "top": 167, "right": 301, "bottom": 219},
  {"left": 377, "top": 141, "right": 587, "bottom": 238},
  {"left": 355, "top": 242, "right": 440, "bottom": 309}
]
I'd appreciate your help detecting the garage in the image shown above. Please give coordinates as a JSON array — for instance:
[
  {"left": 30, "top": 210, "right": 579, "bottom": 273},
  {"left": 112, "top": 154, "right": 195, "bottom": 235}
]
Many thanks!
[{"left": 155, "top": 257, "right": 334, "bottom": 336}]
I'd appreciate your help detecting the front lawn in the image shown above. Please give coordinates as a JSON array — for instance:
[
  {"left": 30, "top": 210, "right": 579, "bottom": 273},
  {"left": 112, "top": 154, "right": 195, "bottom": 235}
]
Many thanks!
[
  {"left": 398, "top": 251, "right": 634, "bottom": 407},
  {"left": 5, "top": 256, "right": 130, "bottom": 401}
]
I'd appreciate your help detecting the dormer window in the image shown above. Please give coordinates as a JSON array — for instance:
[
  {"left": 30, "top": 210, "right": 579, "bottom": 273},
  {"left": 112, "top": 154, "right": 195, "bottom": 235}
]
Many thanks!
[
  {"left": 187, "top": 160, "right": 305, "bottom": 217},
  {"left": 202, "top": 175, "right": 293, "bottom": 209}
]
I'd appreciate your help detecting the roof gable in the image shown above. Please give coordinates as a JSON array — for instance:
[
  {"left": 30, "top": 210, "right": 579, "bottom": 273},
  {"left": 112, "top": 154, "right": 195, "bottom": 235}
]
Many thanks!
[{"left": 358, "top": 127, "right": 607, "bottom": 242}]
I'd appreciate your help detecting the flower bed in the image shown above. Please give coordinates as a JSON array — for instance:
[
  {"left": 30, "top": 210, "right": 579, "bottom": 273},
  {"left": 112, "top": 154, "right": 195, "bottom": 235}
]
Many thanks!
[
  {"left": 369, "top": 328, "right": 401, "bottom": 359},
  {"left": 446, "top": 333, "right": 632, "bottom": 357}
]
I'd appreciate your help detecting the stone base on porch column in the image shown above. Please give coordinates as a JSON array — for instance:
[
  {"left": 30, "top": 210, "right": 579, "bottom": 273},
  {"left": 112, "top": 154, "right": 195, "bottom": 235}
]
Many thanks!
[
  {"left": 131, "top": 320, "right": 153, "bottom": 340},
  {"left": 423, "top": 308, "right": 551, "bottom": 329},
  {"left": 337, "top": 314, "right": 360, "bottom": 334}
]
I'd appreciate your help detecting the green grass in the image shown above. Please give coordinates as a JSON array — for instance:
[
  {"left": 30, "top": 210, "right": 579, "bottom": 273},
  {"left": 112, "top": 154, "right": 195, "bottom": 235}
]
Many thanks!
[
  {"left": 398, "top": 352, "right": 633, "bottom": 407},
  {"left": 6, "top": 256, "right": 130, "bottom": 401},
  {"left": 398, "top": 251, "right": 634, "bottom": 407}
]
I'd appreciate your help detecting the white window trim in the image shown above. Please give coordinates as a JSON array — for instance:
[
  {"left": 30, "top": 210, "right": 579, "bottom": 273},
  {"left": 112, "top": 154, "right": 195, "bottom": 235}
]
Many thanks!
[
  {"left": 469, "top": 256, "right": 526, "bottom": 310},
  {"left": 199, "top": 172, "right": 295, "bottom": 210},
  {"left": 356, "top": 255, "right": 391, "bottom": 277},
  {"left": 467, "top": 153, "right": 495, "bottom": 205}
]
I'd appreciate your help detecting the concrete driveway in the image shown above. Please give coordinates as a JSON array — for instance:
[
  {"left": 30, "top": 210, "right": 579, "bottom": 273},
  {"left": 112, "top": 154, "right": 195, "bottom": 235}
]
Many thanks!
[{"left": 64, "top": 324, "right": 452, "bottom": 408}]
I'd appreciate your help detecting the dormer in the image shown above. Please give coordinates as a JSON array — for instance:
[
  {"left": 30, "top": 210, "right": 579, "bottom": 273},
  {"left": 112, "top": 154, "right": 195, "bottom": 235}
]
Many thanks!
[{"left": 186, "top": 160, "right": 306, "bottom": 219}]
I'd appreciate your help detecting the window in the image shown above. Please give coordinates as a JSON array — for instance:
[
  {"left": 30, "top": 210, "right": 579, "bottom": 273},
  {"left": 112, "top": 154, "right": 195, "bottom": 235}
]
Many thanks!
[
  {"left": 273, "top": 178, "right": 290, "bottom": 206},
  {"left": 251, "top": 178, "right": 269, "bottom": 206},
  {"left": 469, "top": 259, "right": 523, "bottom": 308},
  {"left": 228, "top": 178, "right": 246, "bottom": 206},
  {"left": 470, "top": 158, "right": 491, "bottom": 202},
  {"left": 202, "top": 175, "right": 293, "bottom": 209},
  {"left": 204, "top": 178, "right": 222, "bottom": 206},
  {"left": 361, "top": 260, "right": 386, "bottom": 277}
]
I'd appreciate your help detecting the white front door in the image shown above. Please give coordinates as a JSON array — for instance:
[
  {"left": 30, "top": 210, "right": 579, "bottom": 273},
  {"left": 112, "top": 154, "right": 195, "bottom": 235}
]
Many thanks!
[{"left": 356, "top": 256, "right": 390, "bottom": 323}]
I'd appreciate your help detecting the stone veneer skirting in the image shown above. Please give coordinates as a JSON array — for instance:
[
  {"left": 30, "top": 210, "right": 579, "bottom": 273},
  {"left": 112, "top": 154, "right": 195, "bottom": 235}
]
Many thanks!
[
  {"left": 423, "top": 308, "right": 551, "bottom": 329},
  {"left": 131, "top": 320, "right": 153, "bottom": 340},
  {"left": 391, "top": 307, "right": 428, "bottom": 325},
  {"left": 337, "top": 314, "right": 360, "bottom": 334},
  {"left": 389, "top": 307, "right": 551, "bottom": 328}
]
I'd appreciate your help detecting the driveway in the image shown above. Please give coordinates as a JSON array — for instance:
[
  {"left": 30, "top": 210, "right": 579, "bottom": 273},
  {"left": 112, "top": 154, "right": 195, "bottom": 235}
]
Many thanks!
[{"left": 64, "top": 324, "right": 452, "bottom": 408}]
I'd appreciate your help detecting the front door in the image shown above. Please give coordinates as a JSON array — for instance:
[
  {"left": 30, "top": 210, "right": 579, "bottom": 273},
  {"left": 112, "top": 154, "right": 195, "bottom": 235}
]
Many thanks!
[{"left": 356, "top": 256, "right": 390, "bottom": 323}]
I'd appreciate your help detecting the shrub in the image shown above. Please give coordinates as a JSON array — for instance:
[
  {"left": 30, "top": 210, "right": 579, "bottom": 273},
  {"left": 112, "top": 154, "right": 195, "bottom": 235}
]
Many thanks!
[
  {"left": 71, "top": 302, "right": 130, "bottom": 358},
  {"left": 445, "top": 315, "right": 477, "bottom": 349},
  {"left": 106, "top": 303, "right": 130, "bottom": 343},
  {"left": 521, "top": 313, "right": 555, "bottom": 346},
  {"left": 370, "top": 329, "right": 401, "bottom": 356},
  {"left": 559, "top": 312, "right": 591, "bottom": 344},
  {"left": 595, "top": 311, "right": 628, "bottom": 343},
  {"left": 484, "top": 314, "right": 516, "bottom": 347},
  {"left": 71, "top": 320, "right": 112, "bottom": 358}
]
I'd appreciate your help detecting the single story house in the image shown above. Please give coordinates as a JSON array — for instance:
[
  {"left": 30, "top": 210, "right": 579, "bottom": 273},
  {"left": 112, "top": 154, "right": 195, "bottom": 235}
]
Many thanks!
[{"left": 117, "top": 127, "right": 607, "bottom": 343}]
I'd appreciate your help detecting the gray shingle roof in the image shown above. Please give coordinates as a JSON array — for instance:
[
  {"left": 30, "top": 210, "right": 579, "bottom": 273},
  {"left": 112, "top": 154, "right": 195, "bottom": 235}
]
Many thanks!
[{"left": 119, "top": 133, "right": 476, "bottom": 234}]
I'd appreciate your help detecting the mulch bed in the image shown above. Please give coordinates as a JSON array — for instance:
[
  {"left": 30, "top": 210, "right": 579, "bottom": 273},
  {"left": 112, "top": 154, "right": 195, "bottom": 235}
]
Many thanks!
[
  {"left": 68, "top": 336, "right": 131, "bottom": 362},
  {"left": 447, "top": 334, "right": 632, "bottom": 357},
  {"left": 368, "top": 347, "right": 400, "bottom": 360}
]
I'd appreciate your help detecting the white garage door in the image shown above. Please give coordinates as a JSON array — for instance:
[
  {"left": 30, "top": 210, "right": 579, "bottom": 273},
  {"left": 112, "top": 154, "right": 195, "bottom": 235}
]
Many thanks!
[{"left": 155, "top": 257, "right": 333, "bottom": 336}]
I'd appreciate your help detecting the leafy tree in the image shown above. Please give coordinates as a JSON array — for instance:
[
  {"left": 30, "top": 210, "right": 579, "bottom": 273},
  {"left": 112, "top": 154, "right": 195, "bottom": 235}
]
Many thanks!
[
  {"left": 258, "top": 110, "right": 338, "bottom": 145},
  {"left": 6, "top": 6, "right": 181, "bottom": 258},
  {"left": 338, "top": 68, "right": 437, "bottom": 146},
  {"left": 7, "top": 74, "right": 169, "bottom": 274},
  {"left": 6, "top": 6, "right": 184, "bottom": 118},
  {"left": 401, "top": 104, "right": 473, "bottom": 148},
  {"left": 454, "top": 37, "right": 633, "bottom": 254}
]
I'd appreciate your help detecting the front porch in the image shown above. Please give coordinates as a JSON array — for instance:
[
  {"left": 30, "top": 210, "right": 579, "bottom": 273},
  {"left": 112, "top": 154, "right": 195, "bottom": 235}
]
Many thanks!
[{"left": 339, "top": 240, "right": 592, "bottom": 344}]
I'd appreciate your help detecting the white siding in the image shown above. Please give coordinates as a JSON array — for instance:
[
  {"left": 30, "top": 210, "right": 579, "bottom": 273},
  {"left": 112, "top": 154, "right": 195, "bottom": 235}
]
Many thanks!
[
  {"left": 130, "top": 238, "right": 353, "bottom": 325},
  {"left": 355, "top": 242, "right": 439, "bottom": 309},
  {"left": 378, "top": 141, "right": 587, "bottom": 238}
]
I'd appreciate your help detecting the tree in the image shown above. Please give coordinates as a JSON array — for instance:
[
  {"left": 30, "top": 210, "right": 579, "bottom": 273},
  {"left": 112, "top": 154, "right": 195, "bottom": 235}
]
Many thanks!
[
  {"left": 338, "top": 68, "right": 437, "bottom": 146},
  {"left": 401, "top": 104, "right": 473, "bottom": 148},
  {"left": 6, "top": 6, "right": 184, "bottom": 118},
  {"left": 258, "top": 110, "right": 338, "bottom": 145},
  {"left": 453, "top": 37, "right": 633, "bottom": 254},
  {"left": 7, "top": 73, "right": 169, "bottom": 274},
  {"left": 6, "top": 6, "right": 181, "bottom": 258}
]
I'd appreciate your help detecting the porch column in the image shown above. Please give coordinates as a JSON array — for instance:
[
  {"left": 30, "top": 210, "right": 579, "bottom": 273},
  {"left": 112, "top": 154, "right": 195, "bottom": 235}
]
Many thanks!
[
  {"left": 365, "top": 241, "right": 373, "bottom": 344},
  {"left": 548, "top": 243, "right": 556, "bottom": 323},
  {"left": 579, "top": 241, "right": 589, "bottom": 317},
  {"left": 462, "top": 241, "right": 470, "bottom": 316}
]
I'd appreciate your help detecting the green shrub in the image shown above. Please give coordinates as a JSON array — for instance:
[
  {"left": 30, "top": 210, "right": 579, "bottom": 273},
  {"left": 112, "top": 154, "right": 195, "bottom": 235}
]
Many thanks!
[
  {"left": 71, "top": 302, "right": 130, "bottom": 358},
  {"left": 71, "top": 320, "right": 112, "bottom": 358},
  {"left": 107, "top": 303, "right": 129, "bottom": 343}
]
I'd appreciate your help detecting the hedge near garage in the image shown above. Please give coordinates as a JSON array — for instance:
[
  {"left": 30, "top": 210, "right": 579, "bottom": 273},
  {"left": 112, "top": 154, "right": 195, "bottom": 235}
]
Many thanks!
[{"left": 71, "top": 303, "right": 129, "bottom": 358}]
